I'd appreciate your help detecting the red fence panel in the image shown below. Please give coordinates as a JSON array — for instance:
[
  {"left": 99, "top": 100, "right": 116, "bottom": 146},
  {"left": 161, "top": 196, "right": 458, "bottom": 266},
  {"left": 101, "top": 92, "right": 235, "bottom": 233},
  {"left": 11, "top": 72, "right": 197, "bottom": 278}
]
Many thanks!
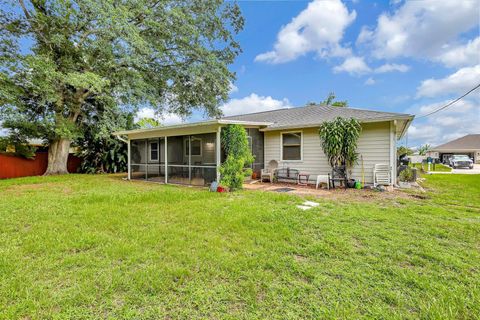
[{"left": 0, "top": 152, "right": 81, "bottom": 179}]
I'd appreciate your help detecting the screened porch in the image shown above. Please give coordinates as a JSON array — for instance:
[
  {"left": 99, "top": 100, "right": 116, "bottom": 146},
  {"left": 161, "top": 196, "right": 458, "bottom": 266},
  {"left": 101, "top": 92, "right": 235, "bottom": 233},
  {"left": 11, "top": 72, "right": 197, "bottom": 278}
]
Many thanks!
[{"left": 129, "top": 132, "right": 218, "bottom": 186}]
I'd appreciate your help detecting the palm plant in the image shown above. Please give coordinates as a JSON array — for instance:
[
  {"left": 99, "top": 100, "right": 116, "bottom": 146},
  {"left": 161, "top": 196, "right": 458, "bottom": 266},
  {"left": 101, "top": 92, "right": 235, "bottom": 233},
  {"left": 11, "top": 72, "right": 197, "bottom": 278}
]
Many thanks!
[{"left": 318, "top": 117, "right": 361, "bottom": 177}]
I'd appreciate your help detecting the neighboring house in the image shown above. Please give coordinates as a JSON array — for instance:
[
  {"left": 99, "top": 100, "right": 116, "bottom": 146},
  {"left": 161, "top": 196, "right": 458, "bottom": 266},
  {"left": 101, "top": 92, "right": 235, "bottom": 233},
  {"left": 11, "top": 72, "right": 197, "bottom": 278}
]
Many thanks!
[
  {"left": 114, "top": 104, "right": 414, "bottom": 186},
  {"left": 427, "top": 134, "right": 480, "bottom": 164}
]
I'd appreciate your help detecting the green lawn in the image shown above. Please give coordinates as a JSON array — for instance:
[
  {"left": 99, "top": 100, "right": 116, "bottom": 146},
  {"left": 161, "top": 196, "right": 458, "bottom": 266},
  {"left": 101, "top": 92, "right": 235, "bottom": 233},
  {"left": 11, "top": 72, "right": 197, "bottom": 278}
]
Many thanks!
[
  {"left": 1, "top": 174, "right": 479, "bottom": 319},
  {"left": 412, "top": 162, "right": 452, "bottom": 172}
]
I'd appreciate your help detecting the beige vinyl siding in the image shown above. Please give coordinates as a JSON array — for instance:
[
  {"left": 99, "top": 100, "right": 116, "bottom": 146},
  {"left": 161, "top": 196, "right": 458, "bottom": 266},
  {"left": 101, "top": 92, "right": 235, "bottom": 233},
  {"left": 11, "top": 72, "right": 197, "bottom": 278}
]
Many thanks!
[{"left": 264, "top": 121, "right": 392, "bottom": 184}]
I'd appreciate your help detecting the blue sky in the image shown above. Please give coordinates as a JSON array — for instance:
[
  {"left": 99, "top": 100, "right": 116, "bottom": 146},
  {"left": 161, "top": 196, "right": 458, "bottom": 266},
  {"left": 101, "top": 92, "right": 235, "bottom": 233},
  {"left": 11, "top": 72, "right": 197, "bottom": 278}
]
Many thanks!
[
  {"left": 2, "top": 0, "right": 479, "bottom": 148},
  {"left": 234, "top": 0, "right": 480, "bottom": 148},
  {"left": 144, "top": 0, "right": 479, "bottom": 149}
]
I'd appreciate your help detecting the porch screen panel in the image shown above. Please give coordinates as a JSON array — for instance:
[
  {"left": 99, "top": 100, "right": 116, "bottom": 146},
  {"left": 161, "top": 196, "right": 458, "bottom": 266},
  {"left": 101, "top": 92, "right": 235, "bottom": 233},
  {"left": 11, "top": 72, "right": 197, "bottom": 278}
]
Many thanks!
[
  {"left": 189, "top": 133, "right": 216, "bottom": 186},
  {"left": 247, "top": 128, "right": 264, "bottom": 175},
  {"left": 167, "top": 136, "right": 186, "bottom": 165},
  {"left": 166, "top": 136, "right": 189, "bottom": 184},
  {"left": 130, "top": 139, "right": 147, "bottom": 180},
  {"left": 131, "top": 139, "right": 147, "bottom": 165},
  {"left": 147, "top": 138, "right": 165, "bottom": 182}
]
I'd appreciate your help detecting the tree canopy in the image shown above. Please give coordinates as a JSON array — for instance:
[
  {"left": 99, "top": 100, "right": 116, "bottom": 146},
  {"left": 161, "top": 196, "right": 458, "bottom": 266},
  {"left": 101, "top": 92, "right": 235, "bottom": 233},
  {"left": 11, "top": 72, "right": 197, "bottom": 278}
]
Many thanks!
[
  {"left": 0, "top": 0, "right": 243, "bottom": 174},
  {"left": 306, "top": 92, "right": 348, "bottom": 107}
]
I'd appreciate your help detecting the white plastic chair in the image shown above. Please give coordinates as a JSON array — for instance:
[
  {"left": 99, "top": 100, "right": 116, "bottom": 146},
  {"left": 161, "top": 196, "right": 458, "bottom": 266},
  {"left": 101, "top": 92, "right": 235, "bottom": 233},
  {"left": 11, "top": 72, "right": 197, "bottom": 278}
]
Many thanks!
[
  {"left": 315, "top": 174, "right": 330, "bottom": 190},
  {"left": 373, "top": 164, "right": 391, "bottom": 187},
  {"left": 261, "top": 160, "right": 278, "bottom": 183}
]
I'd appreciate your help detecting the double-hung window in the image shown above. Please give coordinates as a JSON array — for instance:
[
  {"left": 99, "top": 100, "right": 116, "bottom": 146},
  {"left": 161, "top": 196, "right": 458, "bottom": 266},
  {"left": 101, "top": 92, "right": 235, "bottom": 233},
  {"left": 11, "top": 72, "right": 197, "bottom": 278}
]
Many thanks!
[
  {"left": 149, "top": 142, "right": 159, "bottom": 161},
  {"left": 281, "top": 132, "right": 302, "bottom": 161}
]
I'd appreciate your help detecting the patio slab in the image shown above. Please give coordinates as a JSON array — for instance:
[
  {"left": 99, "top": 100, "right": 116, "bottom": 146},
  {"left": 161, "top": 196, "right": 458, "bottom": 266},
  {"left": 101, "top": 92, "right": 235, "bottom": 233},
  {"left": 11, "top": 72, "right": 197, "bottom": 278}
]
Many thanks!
[{"left": 243, "top": 180, "right": 417, "bottom": 202}]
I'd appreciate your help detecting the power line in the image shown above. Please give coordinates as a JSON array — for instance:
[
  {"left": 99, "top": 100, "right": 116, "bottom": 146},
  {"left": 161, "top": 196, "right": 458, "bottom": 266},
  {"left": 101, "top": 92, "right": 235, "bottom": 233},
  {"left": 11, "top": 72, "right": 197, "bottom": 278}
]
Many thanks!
[{"left": 415, "top": 83, "right": 480, "bottom": 119}]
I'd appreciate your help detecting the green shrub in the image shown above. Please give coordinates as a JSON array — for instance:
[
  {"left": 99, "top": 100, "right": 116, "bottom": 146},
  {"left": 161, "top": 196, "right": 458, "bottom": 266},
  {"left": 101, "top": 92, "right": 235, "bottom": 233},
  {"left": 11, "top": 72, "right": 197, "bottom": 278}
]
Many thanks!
[
  {"left": 318, "top": 117, "right": 361, "bottom": 176},
  {"left": 219, "top": 124, "right": 254, "bottom": 191},
  {"left": 399, "top": 167, "right": 414, "bottom": 182},
  {"left": 0, "top": 136, "right": 37, "bottom": 159}
]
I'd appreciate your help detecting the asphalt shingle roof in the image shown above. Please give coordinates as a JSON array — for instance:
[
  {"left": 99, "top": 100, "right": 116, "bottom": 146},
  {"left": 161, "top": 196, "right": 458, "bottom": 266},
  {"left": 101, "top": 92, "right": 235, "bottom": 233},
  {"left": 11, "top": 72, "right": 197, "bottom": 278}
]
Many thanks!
[
  {"left": 221, "top": 104, "right": 412, "bottom": 129},
  {"left": 432, "top": 134, "right": 480, "bottom": 151}
]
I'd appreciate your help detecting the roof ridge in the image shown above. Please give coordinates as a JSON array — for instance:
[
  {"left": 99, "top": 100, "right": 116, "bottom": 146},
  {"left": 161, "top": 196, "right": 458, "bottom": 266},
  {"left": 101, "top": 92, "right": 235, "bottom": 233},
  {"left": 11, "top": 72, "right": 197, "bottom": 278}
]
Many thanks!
[
  {"left": 221, "top": 104, "right": 321, "bottom": 119},
  {"left": 222, "top": 103, "right": 412, "bottom": 119}
]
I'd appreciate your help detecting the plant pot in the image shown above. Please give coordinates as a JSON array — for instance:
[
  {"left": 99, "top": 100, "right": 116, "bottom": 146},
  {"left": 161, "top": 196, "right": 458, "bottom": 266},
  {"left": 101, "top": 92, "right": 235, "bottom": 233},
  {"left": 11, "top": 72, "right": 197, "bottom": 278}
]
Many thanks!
[
  {"left": 347, "top": 179, "right": 356, "bottom": 188},
  {"left": 217, "top": 186, "right": 228, "bottom": 193},
  {"left": 399, "top": 181, "right": 411, "bottom": 189},
  {"left": 251, "top": 172, "right": 258, "bottom": 180}
]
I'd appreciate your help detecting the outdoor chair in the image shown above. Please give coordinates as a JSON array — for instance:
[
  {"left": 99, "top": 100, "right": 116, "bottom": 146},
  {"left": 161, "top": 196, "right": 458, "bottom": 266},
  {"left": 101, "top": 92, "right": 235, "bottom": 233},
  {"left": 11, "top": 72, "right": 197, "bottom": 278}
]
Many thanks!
[
  {"left": 330, "top": 165, "right": 347, "bottom": 188},
  {"left": 275, "top": 167, "right": 300, "bottom": 183},
  {"left": 316, "top": 174, "right": 330, "bottom": 190},
  {"left": 261, "top": 160, "right": 278, "bottom": 183},
  {"left": 373, "top": 164, "right": 391, "bottom": 187}
]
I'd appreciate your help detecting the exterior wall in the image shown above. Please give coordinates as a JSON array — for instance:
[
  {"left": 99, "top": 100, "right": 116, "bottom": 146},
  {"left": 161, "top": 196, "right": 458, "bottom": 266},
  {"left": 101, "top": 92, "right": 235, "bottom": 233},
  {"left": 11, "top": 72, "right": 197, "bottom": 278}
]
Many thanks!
[{"left": 263, "top": 121, "right": 392, "bottom": 184}]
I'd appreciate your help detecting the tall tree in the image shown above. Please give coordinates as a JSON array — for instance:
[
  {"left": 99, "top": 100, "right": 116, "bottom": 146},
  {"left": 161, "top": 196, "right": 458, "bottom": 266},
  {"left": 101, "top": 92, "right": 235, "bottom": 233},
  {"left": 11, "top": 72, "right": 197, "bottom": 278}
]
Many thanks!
[
  {"left": 322, "top": 92, "right": 348, "bottom": 107},
  {"left": 0, "top": 0, "right": 243, "bottom": 174},
  {"left": 418, "top": 144, "right": 431, "bottom": 156}
]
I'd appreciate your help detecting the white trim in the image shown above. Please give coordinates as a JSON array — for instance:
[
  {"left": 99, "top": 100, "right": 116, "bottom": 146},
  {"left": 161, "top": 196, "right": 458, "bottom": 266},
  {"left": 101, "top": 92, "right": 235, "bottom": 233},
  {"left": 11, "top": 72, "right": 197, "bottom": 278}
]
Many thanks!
[
  {"left": 127, "top": 138, "right": 131, "bottom": 180},
  {"left": 113, "top": 119, "right": 272, "bottom": 136},
  {"left": 260, "top": 116, "right": 414, "bottom": 132},
  {"left": 216, "top": 126, "right": 221, "bottom": 182},
  {"left": 390, "top": 121, "right": 396, "bottom": 186},
  {"left": 280, "top": 130, "right": 303, "bottom": 162},
  {"left": 164, "top": 136, "right": 168, "bottom": 184},
  {"left": 148, "top": 140, "right": 159, "bottom": 162}
]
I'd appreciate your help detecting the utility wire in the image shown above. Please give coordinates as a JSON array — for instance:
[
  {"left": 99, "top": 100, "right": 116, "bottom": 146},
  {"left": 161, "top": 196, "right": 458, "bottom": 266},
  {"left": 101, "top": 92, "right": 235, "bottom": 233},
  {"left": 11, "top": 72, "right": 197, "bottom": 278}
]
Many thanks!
[{"left": 415, "top": 83, "right": 480, "bottom": 119}]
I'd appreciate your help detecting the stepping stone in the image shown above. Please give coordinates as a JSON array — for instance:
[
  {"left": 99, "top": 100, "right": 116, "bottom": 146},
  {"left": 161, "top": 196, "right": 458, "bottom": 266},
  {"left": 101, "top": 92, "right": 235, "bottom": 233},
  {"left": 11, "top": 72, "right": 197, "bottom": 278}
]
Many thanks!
[
  {"left": 303, "top": 201, "right": 319, "bottom": 207},
  {"left": 297, "top": 205, "right": 313, "bottom": 210}
]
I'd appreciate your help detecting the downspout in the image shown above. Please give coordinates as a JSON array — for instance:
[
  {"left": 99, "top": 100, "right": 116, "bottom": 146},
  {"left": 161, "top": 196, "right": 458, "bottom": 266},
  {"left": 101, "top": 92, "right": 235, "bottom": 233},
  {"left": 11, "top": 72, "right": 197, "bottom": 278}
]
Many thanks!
[{"left": 115, "top": 135, "right": 128, "bottom": 143}]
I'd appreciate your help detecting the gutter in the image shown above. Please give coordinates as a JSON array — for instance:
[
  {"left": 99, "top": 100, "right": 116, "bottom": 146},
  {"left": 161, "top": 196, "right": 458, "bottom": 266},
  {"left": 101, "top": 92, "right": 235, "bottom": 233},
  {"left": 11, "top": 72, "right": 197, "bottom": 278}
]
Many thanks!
[
  {"left": 113, "top": 119, "right": 272, "bottom": 136},
  {"left": 259, "top": 116, "right": 414, "bottom": 132},
  {"left": 397, "top": 116, "right": 415, "bottom": 140},
  {"left": 115, "top": 135, "right": 128, "bottom": 143}
]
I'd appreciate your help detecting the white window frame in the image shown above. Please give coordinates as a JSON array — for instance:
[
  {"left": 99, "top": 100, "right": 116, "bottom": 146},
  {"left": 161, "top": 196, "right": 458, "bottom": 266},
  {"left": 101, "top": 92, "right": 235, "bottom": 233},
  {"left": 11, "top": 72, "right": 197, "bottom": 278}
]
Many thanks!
[
  {"left": 280, "top": 131, "right": 303, "bottom": 162},
  {"left": 185, "top": 137, "right": 202, "bottom": 157},
  {"left": 149, "top": 141, "right": 159, "bottom": 162}
]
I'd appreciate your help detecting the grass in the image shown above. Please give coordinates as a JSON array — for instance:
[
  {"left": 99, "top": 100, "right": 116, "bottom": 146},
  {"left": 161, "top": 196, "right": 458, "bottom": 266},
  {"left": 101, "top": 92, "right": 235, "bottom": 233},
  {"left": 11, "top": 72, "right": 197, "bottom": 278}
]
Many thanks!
[
  {"left": 0, "top": 174, "right": 479, "bottom": 319},
  {"left": 412, "top": 162, "right": 452, "bottom": 172}
]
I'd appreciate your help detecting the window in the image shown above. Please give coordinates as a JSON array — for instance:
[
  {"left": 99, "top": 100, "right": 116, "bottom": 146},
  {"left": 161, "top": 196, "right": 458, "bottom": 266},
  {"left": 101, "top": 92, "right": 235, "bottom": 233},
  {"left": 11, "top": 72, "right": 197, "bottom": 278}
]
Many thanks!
[
  {"left": 185, "top": 137, "right": 202, "bottom": 156},
  {"left": 149, "top": 142, "right": 159, "bottom": 161},
  {"left": 281, "top": 132, "right": 302, "bottom": 161}
]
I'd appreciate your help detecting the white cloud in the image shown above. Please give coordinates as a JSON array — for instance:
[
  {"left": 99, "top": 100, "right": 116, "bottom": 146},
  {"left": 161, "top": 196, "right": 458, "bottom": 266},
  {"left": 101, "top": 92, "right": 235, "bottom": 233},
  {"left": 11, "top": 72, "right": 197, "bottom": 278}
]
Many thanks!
[
  {"left": 364, "top": 77, "right": 376, "bottom": 85},
  {"left": 221, "top": 93, "right": 293, "bottom": 116},
  {"left": 255, "top": 0, "right": 356, "bottom": 64},
  {"left": 333, "top": 56, "right": 371, "bottom": 75},
  {"left": 333, "top": 59, "right": 410, "bottom": 75},
  {"left": 135, "top": 108, "right": 184, "bottom": 125},
  {"left": 357, "top": 0, "right": 479, "bottom": 60},
  {"left": 407, "top": 98, "right": 480, "bottom": 146},
  {"left": 434, "top": 37, "right": 480, "bottom": 68},
  {"left": 374, "top": 63, "right": 409, "bottom": 73},
  {"left": 416, "top": 65, "right": 480, "bottom": 98},
  {"left": 229, "top": 83, "right": 239, "bottom": 94}
]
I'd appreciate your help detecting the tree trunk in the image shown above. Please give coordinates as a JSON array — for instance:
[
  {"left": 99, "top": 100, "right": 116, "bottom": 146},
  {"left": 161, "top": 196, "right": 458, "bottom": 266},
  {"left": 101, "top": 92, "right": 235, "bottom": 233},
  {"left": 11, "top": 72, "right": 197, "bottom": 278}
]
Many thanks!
[{"left": 44, "top": 138, "right": 71, "bottom": 175}]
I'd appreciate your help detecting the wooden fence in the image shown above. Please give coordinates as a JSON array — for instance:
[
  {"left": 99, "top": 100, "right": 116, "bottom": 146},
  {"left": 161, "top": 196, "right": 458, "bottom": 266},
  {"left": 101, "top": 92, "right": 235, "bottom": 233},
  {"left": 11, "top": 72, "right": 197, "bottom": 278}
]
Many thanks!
[{"left": 0, "top": 152, "right": 81, "bottom": 179}]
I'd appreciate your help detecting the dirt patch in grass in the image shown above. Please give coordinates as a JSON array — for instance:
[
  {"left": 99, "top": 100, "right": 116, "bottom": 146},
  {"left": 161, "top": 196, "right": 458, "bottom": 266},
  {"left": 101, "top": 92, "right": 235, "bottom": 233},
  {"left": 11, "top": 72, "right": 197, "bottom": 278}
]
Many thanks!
[
  {"left": 2, "top": 182, "right": 73, "bottom": 195},
  {"left": 244, "top": 181, "right": 418, "bottom": 203}
]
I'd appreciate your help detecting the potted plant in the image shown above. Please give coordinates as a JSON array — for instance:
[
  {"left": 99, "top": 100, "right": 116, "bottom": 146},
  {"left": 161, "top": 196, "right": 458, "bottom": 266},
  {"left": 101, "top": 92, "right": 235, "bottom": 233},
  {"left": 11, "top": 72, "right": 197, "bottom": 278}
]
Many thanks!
[
  {"left": 398, "top": 167, "right": 413, "bottom": 188},
  {"left": 318, "top": 117, "right": 362, "bottom": 189}
]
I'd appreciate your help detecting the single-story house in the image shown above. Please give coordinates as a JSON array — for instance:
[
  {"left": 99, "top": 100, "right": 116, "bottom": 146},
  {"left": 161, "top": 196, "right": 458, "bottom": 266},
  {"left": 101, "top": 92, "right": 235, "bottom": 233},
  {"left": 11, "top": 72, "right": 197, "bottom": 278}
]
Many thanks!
[
  {"left": 114, "top": 104, "right": 414, "bottom": 186},
  {"left": 427, "top": 134, "right": 480, "bottom": 164}
]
